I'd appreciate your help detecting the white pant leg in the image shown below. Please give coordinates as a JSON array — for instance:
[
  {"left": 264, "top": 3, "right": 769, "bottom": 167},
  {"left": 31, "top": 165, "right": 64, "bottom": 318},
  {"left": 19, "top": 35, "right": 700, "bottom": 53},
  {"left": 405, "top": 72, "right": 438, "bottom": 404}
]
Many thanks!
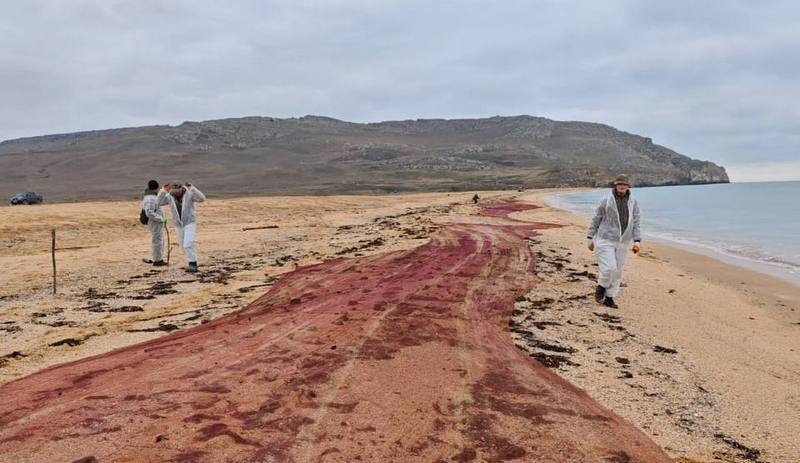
[
  {"left": 595, "top": 241, "right": 617, "bottom": 290},
  {"left": 174, "top": 225, "right": 184, "bottom": 249},
  {"left": 149, "top": 222, "right": 164, "bottom": 262},
  {"left": 182, "top": 222, "right": 197, "bottom": 263},
  {"left": 605, "top": 242, "right": 630, "bottom": 298}
]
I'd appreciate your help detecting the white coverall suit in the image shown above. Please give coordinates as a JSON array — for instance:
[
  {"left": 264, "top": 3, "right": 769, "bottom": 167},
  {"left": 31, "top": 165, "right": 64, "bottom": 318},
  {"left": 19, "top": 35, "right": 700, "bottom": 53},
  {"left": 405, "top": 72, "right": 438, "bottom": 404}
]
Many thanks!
[
  {"left": 142, "top": 192, "right": 166, "bottom": 262},
  {"left": 587, "top": 192, "right": 642, "bottom": 298},
  {"left": 157, "top": 186, "right": 206, "bottom": 264}
]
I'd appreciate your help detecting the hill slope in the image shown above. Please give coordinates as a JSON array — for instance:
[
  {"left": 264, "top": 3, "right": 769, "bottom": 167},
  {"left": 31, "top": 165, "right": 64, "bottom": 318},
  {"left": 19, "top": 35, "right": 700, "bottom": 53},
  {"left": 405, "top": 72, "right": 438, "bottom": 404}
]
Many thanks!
[{"left": 0, "top": 115, "right": 728, "bottom": 201}]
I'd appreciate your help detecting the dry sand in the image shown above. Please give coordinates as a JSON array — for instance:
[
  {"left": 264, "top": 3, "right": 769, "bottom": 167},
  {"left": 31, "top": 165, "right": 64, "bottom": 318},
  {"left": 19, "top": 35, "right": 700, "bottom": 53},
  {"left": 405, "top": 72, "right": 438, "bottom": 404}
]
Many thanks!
[
  {"left": 0, "top": 192, "right": 493, "bottom": 383},
  {"left": 0, "top": 190, "right": 798, "bottom": 462}
]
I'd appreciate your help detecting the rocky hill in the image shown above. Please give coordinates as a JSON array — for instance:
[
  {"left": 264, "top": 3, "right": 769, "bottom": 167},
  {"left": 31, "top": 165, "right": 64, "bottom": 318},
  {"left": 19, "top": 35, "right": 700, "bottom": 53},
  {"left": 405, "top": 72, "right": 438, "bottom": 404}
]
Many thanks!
[{"left": 0, "top": 115, "right": 728, "bottom": 201}]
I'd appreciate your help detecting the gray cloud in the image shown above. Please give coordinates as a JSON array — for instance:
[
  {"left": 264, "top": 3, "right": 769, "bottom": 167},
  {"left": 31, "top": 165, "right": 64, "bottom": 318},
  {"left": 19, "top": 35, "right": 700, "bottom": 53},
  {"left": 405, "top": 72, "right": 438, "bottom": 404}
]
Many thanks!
[{"left": 1, "top": 0, "right": 799, "bottom": 179}]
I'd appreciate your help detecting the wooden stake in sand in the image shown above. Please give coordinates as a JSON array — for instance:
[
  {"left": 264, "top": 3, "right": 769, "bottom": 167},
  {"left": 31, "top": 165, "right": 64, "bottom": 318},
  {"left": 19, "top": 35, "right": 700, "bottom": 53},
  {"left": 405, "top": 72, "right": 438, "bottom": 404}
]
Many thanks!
[{"left": 51, "top": 229, "right": 57, "bottom": 295}]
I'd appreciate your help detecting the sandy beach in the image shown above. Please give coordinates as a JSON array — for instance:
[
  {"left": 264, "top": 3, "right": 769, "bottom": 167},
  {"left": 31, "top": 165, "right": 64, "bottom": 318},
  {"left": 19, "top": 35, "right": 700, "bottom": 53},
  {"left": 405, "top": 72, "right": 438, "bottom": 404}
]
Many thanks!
[
  {"left": 1, "top": 190, "right": 798, "bottom": 462},
  {"left": 0, "top": 192, "right": 489, "bottom": 383}
]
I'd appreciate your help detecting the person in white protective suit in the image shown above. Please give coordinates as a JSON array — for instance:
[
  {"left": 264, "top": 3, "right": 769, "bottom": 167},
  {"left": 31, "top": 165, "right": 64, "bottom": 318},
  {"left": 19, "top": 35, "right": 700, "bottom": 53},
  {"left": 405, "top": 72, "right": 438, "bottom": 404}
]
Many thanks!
[
  {"left": 142, "top": 179, "right": 168, "bottom": 267},
  {"left": 157, "top": 182, "right": 206, "bottom": 273},
  {"left": 586, "top": 174, "right": 642, "bottom": 309}
]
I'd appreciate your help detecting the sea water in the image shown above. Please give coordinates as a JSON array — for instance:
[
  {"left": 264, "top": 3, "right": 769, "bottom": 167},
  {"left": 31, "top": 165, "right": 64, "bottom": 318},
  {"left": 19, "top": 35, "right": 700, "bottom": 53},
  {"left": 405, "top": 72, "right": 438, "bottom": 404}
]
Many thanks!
[{"left": 549, "top": 181, "right": 800, "bottom": 285}]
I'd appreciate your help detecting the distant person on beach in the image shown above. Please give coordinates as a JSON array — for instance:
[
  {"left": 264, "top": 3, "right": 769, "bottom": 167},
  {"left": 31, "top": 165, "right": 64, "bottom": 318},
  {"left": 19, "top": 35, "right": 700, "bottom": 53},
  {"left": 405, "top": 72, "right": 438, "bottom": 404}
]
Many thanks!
[
  {"left": 587, "top": 174, "right": 641, "bottom": 308},
  {"left": 472, "top": 193, "right": 480, "bottom": 204},
  {"left": 142, "top": 179, "right": 167, "bottom": 267},
  {"left": 157, "top": 182, "right": 206, "bottom": 273}
]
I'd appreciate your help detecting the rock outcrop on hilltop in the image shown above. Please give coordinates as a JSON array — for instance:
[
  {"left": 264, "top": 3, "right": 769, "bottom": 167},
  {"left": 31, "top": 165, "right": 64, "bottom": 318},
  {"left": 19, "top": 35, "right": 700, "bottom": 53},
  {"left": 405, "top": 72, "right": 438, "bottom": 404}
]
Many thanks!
[{"left": 0, "top": 115, "right": 728, "bottom": 201}]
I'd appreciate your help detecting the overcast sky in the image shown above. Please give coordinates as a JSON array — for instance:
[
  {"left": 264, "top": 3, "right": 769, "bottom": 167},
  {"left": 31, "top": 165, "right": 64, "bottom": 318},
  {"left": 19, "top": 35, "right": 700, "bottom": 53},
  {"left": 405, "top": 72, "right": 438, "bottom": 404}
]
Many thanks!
[{"left": 2, "top": 1, "right": 799, "bottom": 181}]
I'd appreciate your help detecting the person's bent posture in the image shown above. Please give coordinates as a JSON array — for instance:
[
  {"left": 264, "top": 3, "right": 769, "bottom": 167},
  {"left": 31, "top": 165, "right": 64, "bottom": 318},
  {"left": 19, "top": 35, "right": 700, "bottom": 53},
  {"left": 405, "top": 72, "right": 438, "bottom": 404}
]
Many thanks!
[
  {"left": 157, "top": 182, "right": 206, "bottom": 273},
  {"left": 143, "top": 179, "right": 167, "bottom": 266},
  {"left": 587, "top": 174, "right": 642, "bottom": 309}
]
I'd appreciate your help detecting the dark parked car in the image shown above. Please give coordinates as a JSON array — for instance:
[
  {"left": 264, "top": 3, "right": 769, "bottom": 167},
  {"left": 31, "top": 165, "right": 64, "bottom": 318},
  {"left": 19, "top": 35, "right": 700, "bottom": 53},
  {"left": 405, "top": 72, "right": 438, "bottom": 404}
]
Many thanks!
[{"left": 9, "top": 192, "right": 43, "bottom": 205}]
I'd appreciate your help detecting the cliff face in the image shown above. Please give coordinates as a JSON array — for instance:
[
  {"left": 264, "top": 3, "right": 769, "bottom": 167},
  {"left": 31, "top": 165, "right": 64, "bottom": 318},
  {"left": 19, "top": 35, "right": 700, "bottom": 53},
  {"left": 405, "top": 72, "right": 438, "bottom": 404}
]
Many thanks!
[{"left": 0, "top": 115, "right": 728, "bottom": 201}]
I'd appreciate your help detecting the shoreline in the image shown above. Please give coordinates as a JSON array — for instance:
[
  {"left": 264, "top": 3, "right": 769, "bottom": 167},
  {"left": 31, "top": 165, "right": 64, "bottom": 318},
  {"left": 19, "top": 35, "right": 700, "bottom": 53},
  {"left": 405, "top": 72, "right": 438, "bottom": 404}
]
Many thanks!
[
  {"left": 544, "top": 189, "right": 800, "bottom": 288},
  {"left": 517, "top": 189, "right": 800, "bottom": 462},
  {"left": 649, "top": 236, "right": 800, "bottom": 288}
]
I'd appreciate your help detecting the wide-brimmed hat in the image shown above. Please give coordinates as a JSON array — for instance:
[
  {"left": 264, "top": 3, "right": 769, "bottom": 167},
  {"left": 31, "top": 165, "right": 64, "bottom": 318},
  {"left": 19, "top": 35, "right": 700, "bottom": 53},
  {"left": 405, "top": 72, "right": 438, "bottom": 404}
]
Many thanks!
[{"left": 614, "top": 174, "right": 631, "bottom": 186}]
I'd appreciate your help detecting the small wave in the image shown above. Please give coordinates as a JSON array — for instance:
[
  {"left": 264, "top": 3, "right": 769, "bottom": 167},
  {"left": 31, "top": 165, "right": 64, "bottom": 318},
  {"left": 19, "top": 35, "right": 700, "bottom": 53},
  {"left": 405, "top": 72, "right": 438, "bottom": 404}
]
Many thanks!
[{"left": 646, "top": 230, "right": 800, "bottom": 271}]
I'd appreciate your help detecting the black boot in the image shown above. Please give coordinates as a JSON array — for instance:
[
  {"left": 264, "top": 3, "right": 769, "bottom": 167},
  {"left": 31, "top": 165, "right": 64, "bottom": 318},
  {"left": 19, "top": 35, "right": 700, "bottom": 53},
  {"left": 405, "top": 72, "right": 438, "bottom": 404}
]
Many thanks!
[
  {"left": 186, "top": 261, "right": 198, "bottom": 273},
  {"left": 603, "top": 297, "right": 619, "bottom": 309},
  {"left": 594, "top": 285, "right": 606, "bottom": 303},
  {"left": 152, "top": 260, "right": 167, "bottom": 267}
]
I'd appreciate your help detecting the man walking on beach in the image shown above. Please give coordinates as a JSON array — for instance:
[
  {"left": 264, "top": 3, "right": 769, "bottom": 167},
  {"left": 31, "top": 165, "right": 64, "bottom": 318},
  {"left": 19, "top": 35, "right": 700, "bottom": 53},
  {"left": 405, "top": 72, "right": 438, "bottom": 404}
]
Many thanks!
[
  {"left": 157, "top": 182, "right": 206, "bottom": 273},
  {"left": 587, "top": 174, "right": 642, "bottom": 308},
  {"left": 142, "top": 179, "right": 168, "bottom": 267}
]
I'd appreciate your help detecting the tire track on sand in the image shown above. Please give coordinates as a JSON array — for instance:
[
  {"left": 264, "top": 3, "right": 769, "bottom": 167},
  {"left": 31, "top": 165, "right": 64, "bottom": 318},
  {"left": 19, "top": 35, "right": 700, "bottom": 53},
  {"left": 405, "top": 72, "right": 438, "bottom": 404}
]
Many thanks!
[{"left": 0, "top": 201, "right": 672, "bottom": 462}]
